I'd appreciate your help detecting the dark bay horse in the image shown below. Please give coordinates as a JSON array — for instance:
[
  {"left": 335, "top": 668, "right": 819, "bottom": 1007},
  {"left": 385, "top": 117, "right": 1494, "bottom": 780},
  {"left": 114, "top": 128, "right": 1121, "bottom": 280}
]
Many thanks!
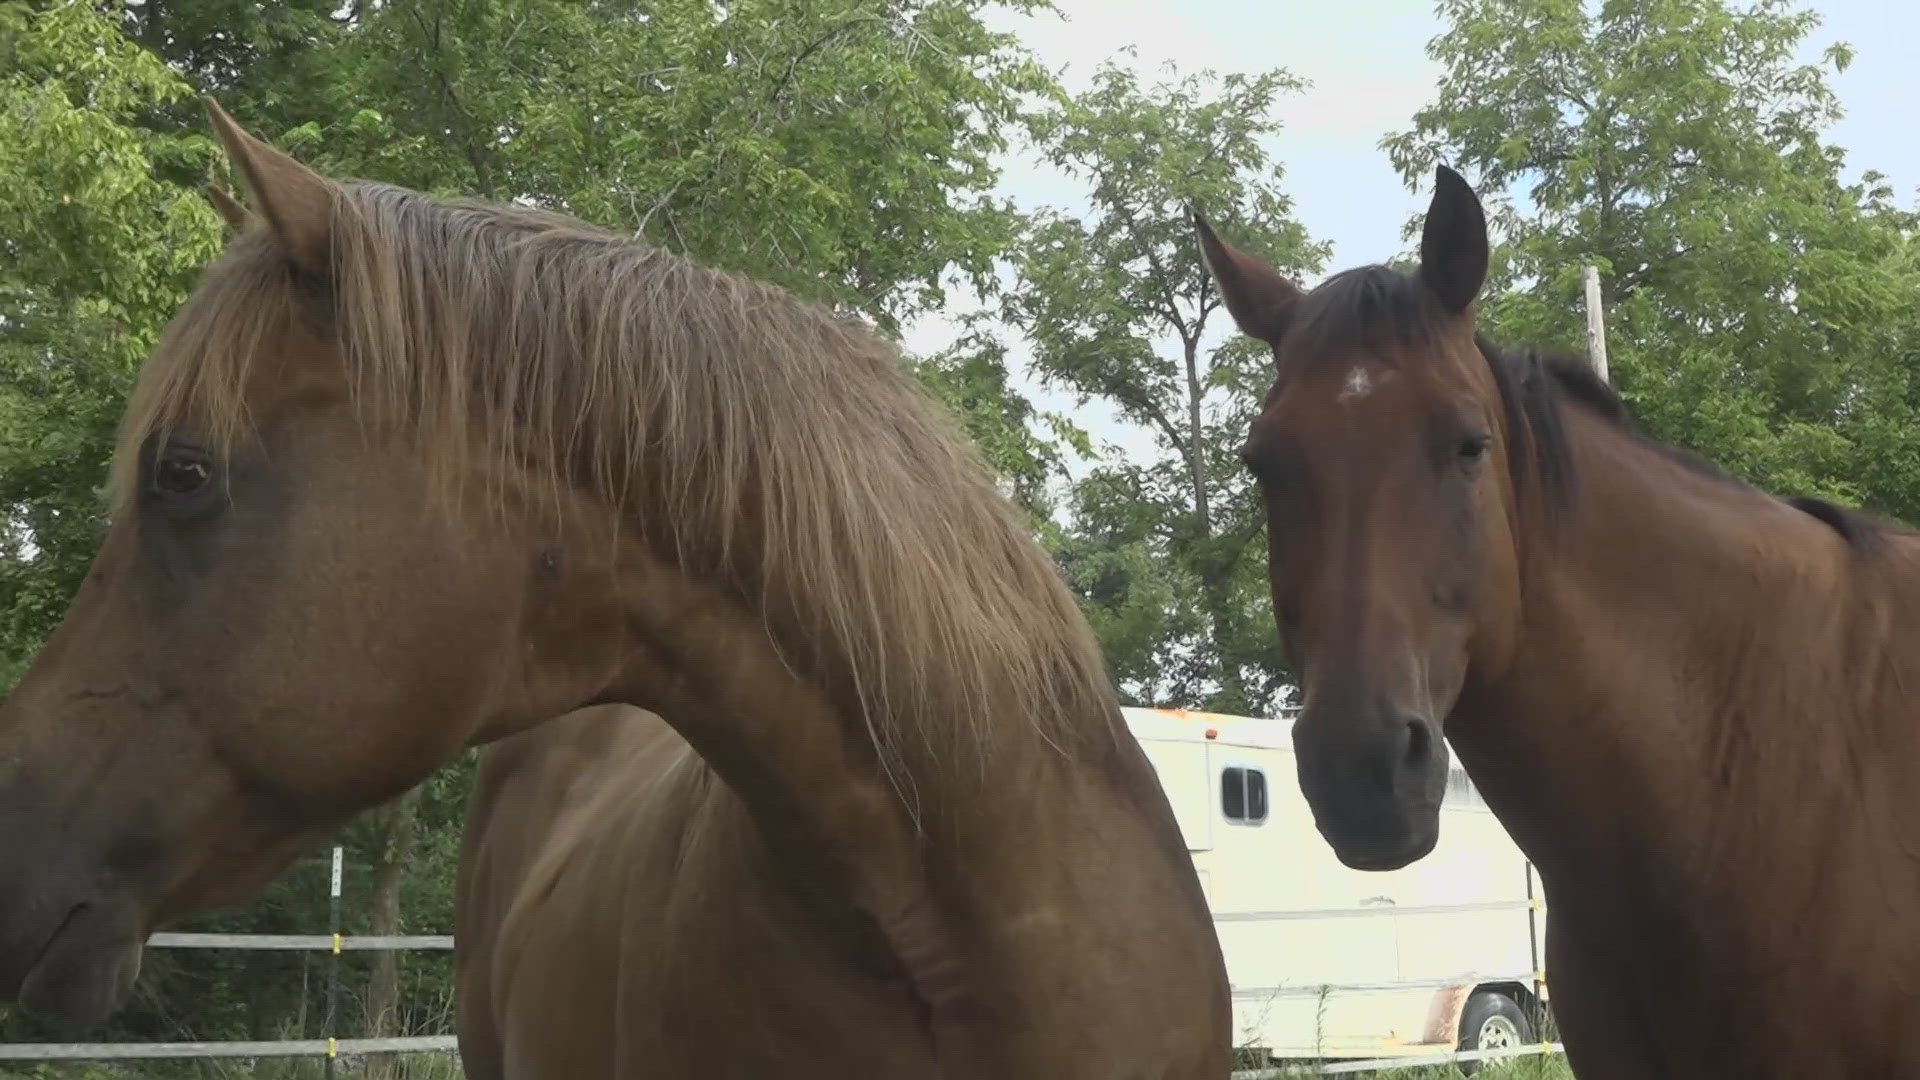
[
  {"left": 0, "top": 100, "right": 1230, "bottom": 1077},
  {"left": 1195, "top": 167, "right": 1920, "bottom": 1077}
]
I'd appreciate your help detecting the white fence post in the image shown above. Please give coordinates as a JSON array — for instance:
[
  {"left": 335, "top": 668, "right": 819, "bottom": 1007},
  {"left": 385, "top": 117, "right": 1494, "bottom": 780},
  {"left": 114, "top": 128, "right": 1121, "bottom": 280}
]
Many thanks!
[{"left": 325, "top": 844, "right": 343, "bottom": 1077}]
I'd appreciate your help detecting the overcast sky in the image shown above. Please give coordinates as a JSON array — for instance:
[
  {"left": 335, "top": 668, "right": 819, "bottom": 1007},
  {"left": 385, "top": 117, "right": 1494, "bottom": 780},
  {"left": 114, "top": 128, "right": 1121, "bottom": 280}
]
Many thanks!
[{"left": 898, "top": 0, "right": 1920, "bottom": 472}]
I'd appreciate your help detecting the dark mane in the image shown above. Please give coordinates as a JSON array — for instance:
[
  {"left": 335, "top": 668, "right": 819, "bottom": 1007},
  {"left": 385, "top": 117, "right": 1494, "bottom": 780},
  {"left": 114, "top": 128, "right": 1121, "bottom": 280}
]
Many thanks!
[
  {"left": 1491, "top": 346, "right": 1882, "bottom": 550},
  {"left": 1281, "top": 263, "right": 1880, "bottom": 549}
]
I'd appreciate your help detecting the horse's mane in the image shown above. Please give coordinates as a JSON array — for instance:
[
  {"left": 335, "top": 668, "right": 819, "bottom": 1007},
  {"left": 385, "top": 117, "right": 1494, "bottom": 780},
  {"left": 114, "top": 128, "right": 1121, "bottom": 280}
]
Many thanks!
[
  {"left": 111, "top": 181, "right": 1117, "bottom": 788},
  {"left": 1500, "top": 348, "right": 1885, "bottom": 549},
  {"left": 1279, "top": 263, "right": 1882, "bottom": 549}
]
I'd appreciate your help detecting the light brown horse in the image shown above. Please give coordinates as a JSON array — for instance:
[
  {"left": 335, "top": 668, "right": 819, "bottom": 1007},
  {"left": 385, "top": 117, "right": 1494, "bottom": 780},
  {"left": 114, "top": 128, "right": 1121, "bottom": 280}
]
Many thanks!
[
  {"left": 1195, "top": 166, "right": 1920, "bottom": 1077},
  {"left": 456, "top": 702, "right": 1006, "bottom": 1077},
  {"left": 0, "top": 100, "right": 1230, "bottom": 1078}
]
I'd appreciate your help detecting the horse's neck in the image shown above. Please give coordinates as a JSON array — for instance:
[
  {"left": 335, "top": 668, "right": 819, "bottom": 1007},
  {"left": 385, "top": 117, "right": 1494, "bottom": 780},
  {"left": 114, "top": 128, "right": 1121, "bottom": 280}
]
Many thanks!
[
  {"left": 1457, "top": 413, "right": 1903, "bottom": 904},
  {"left": 594, "top": 541, "right": 1223, "bottom": 1061}
]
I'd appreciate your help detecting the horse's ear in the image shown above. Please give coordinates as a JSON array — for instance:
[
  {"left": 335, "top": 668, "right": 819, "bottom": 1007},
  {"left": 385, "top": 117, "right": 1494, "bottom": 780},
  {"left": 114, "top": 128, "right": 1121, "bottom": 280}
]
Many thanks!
[
  {"left": 1418, "top": 164, "right": 1489, "bottom": 313},
  {"left": 1191, "top": 208, "right": 1301, "bottom": 348},
  {"left": 203, "top": 96, "right": 336, "bottom": 278},
  {"left": 206, "top": 185, "right": 252, "bottom": 232}
]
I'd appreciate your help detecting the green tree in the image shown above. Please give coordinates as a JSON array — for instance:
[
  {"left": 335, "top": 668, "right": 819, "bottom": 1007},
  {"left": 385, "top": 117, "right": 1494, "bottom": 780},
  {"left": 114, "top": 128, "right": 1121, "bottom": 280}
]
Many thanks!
[
  {"left": 1382, "top": 0, "right": 1920, "bottom": 520},
  {"left": 0, "top": 0, "right": 227, "bottom": 687},
  {"left": 908, "top": 320, "right": 1089, "bottom": 536},
  {"left": 1001, "top": 56, "right": 1327, "bottom": 714},
  {"left": 168, "top": 0, "right": 1062, "bottom": 332}
]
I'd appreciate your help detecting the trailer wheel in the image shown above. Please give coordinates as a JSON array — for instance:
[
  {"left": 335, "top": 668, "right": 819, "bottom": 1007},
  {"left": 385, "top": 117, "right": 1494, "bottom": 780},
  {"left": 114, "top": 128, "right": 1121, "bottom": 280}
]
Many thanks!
[{"left": 1456, "top": 987, "right": 1534, "bottom": 1075}]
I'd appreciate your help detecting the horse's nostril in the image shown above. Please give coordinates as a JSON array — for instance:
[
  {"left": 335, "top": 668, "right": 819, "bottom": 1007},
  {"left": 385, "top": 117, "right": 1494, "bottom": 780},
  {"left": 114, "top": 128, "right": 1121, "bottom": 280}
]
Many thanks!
[{"left": 1403, "top": 718, "right": 1433, "bottom": 768}]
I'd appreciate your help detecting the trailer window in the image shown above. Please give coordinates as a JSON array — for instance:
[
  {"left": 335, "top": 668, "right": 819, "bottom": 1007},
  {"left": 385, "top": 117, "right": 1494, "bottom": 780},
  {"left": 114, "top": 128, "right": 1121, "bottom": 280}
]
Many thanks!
[{"left": 1221, "top": 766, "right": 1268, "bottom": 825}]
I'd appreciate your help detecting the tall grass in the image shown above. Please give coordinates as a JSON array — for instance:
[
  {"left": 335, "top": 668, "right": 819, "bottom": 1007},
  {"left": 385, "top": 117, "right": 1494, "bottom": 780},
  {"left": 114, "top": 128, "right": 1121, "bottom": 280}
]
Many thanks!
[
  {"left": 1237, "top": 1056, "right": 1574, "bottom": 1079},
  {"left": 4, "top": 1055, "right": 1574, "bottom": 1079}
]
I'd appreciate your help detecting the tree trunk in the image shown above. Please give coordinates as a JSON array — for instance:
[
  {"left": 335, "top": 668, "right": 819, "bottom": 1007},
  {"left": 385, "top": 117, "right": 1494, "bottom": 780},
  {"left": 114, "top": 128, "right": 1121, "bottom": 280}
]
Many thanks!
[
  {"left": 140, "top": 0, "right": 166, "bottom": 49},
  {"left": 1181, "top": 337, "right": 1212, "bottom": 533},
  {"left": 1199, "top": 571, "right": 1248, "bottom": 712},
  {"left": 1180, "top": 335, "right": 1250, "bottom": 710},
  {"left": 363, "top": 783, "right": 425, "bottom": 1080}
]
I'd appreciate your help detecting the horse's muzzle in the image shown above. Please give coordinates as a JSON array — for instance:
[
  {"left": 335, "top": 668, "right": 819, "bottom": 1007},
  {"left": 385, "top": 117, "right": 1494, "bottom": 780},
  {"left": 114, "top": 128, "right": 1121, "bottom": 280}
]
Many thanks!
[
  {"left": 1318, "top": 824, "right": 1440, "bottom": 871},
  {"left": 9, "top": 898, "right": 145, "bottom": 1024},
  {"left": 1292, "top": 702, "right": 1447, "bottom": 870},
  {"left": 0, "top": 796, "right": 147, "bottom": 1024}
]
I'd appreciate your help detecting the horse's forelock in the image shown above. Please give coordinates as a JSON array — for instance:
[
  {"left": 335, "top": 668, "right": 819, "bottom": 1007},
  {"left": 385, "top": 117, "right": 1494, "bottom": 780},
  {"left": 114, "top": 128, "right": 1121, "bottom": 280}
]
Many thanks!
[{"left": 111, "top": 228, "right": 300, "bottom": 521}]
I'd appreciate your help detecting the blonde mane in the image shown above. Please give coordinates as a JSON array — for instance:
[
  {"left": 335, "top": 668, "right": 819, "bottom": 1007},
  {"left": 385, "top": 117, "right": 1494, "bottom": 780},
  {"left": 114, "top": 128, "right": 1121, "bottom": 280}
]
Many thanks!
[{"left": 111, "top": 181, "right": 1118, "bottom": 787}]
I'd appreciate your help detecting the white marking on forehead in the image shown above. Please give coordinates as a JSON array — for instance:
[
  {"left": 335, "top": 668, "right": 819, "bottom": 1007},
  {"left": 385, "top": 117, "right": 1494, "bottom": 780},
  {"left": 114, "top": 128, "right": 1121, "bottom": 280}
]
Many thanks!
[
  {"left": 1337, "top": 364, "right": 1392, "bottom": 404},
  {"left": 1339, "top": 367, "right": 1372, "bottom": 400},
  {"left": 1328, "top": 363, "right": 1405, "bottom": 409}
]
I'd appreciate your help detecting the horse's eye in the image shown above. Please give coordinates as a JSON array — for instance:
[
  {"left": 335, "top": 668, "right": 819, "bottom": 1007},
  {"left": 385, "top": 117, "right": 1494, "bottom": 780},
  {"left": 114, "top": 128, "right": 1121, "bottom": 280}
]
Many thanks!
[
  {"left": 151, "top": 452, "right": 213, "bottom": 498},
  {"left": 1457, "top": 433, "right": 1492, "bottom": 463}
]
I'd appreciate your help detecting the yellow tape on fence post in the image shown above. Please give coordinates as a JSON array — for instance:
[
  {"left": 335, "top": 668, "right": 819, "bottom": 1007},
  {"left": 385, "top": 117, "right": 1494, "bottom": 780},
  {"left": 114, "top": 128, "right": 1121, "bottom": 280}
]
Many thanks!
[
  {"left": 1534, "top": 968, "right": 1551, "bottom": 1056},
  {"left": 333, "top": 933, "right": 343, "bottom": 955},
  {"left": 328, "top": 1037, "right": 338, "bottom": 1059}
]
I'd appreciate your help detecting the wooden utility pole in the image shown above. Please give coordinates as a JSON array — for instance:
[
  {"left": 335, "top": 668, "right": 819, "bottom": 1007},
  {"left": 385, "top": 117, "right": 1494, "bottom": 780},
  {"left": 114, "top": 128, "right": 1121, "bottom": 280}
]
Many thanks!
[{"left": 1582, "top": 264, "right": 1610, "bottom": 383}]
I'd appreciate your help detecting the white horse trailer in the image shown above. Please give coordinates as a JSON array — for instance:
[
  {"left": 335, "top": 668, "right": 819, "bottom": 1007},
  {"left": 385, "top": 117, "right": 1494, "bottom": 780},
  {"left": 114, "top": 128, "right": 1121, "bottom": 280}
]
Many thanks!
[{"left": 1124, "top": 707, "right": 1549, "bottom": 1065}]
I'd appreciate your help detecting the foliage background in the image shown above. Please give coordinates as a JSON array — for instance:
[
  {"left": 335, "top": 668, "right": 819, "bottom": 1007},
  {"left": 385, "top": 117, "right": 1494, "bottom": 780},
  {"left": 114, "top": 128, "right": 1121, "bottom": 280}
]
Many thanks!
[{"left": 4, "top": 0, "right": 1919, "bottom": 1071}]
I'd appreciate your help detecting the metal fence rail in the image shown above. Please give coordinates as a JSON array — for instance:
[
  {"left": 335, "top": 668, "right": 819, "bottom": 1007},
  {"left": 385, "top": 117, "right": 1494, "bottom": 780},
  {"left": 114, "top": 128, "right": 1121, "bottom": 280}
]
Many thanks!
[
  {"left": 2, "top": 863, "right": 1548, "bottom": 1072},
  {"left": 0, "top": 1036, "right": 458, "bottom": 1061},
  {"left": 1215, "top": 899, "right": 1537, "bottom": 922},
  {"left": 1233, "top": 1041, "right": 1567, "bottom": 1077},
  {"left": 1230, "top": 971, "right": 1536, "bottom": 1000},
  {"left": 0, "top": 846, "right": 462, "bottom": 1070},
  {"left": 148, "top": 932, "right": 454, "bottom": 951}
]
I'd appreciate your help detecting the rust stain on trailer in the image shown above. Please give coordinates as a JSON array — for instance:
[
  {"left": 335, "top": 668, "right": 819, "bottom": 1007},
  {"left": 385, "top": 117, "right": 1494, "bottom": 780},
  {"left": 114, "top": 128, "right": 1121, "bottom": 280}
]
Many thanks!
[{"left": 1423, "top": 982, "right": 1474, "bottom": 1046}]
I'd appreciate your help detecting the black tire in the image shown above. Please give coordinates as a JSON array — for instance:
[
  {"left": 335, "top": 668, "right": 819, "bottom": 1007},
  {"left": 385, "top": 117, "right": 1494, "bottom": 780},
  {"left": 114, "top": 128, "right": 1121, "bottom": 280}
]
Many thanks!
[{"left": 1456, "top": 988, "right": 1535, "bottom": 1075}]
